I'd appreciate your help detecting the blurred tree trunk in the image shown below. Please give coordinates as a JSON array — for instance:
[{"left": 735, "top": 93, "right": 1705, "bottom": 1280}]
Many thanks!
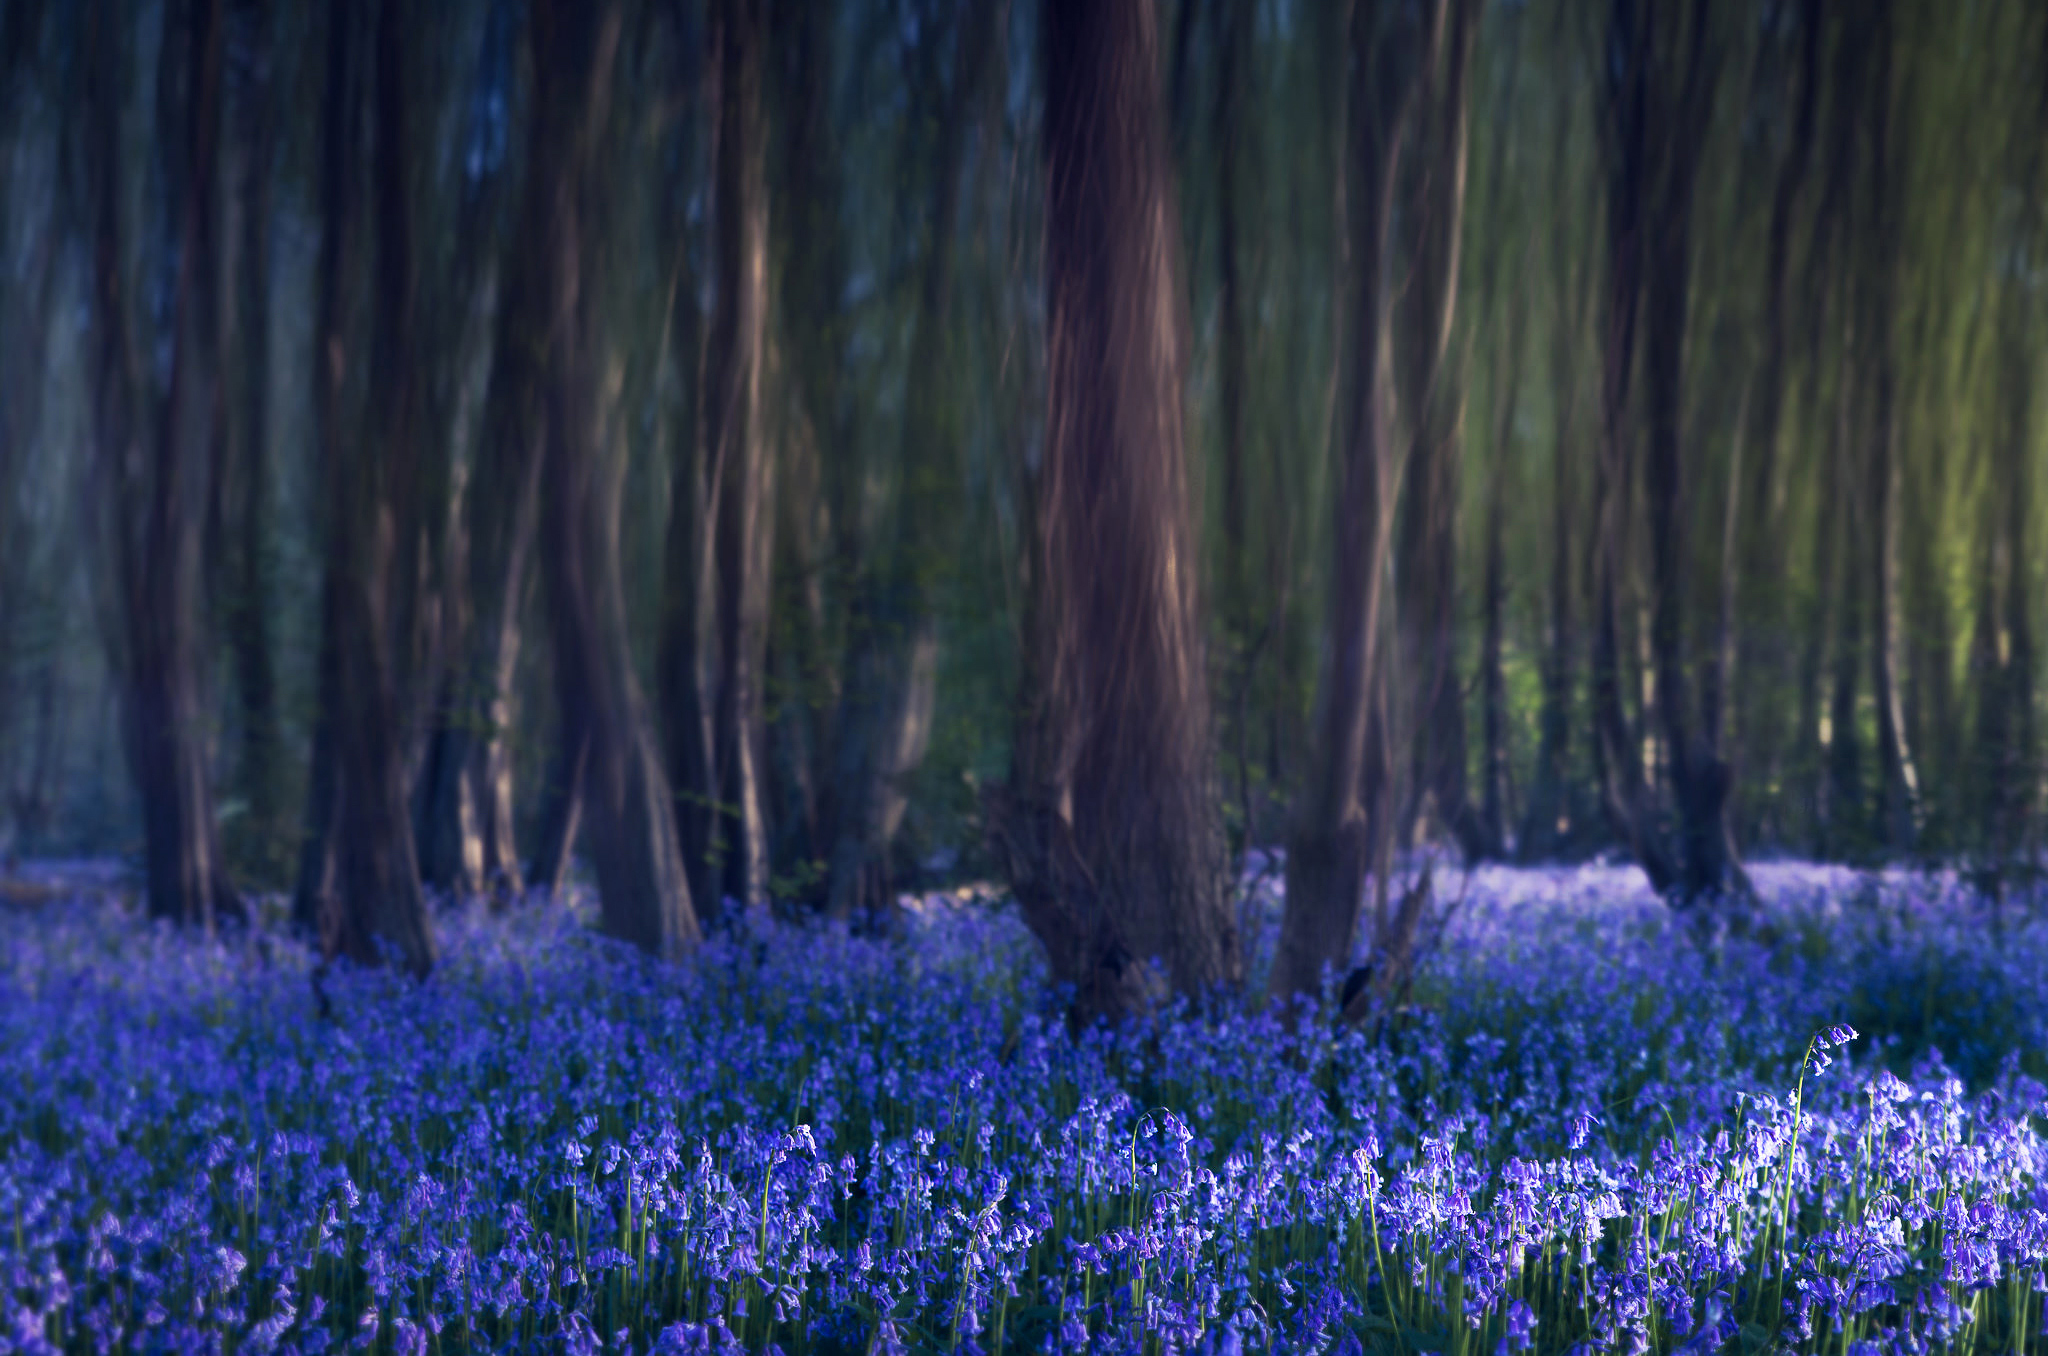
[
  {"left": 531, "top": 0, "right": 701, "bottom": 957},
  {"left": 823, "top": 0, "right": 997, "bottom": 921},
  {"left": 83, "top": 0, "right": 240, "bottom": 931},
  {"left": 296, "top": 0, "right": 437, "bottom": 974},
  {"left": 1589, "top": 0, "right": 1746, "bottom": 905},
  {"left": 766, "top": 0, "right": 849, "bottom": 889},
  {"left": 1519, "top": 48, "right": 1589, "bottom": 862},
  {"left": 663, "top": 0, "right": 772, "bottom": 917},
  {"left": 0, "top": 0, "right": 55, "bottom": 828},
  {"left": 413, "top": 0, "right": 526, "bottom": 899},
  {"left": 1270, "top": 0, "right": 1425, "bottom": 1007},
  {"left": 1730, "top": 0, "right": 1818, "bottom": 840},
  {"left": 1212, "top": 0, "right": 1256, "bottom": 859},
  {"left": 216, "top": 0, "right": 287, "bottom": 886},
  {"left": 1478, "top": 281, "right": 1522, "bottom": 855},
  {"left": 1973, "top": 28, "right": 2046, "bottom": 876},
  {"left": 992, "top": 0, "right": 1238, "bottom": 1027},
  {"left": 1392, "top": 0, "right": 1487, "bottom": 862},
  {"left": 1856, "top": 2, "right": 1921, "bottom": 853}
]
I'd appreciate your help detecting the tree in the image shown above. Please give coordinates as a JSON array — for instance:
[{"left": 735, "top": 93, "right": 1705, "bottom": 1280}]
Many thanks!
[
  {"left": 1587, "top": 0, "right": 1747, "bottom": 906},
  {"left": 411, "top": 0, "right": 528, "bottom": 901},
  {"left": 1270, "top": 0, "right": 1430, "bottom": 1007},
  {"left": 1391, "top": 0, "right": 1486, "bottom": 862},
  {"left": 663, "top": 0, "right": 773, "bottom": 920},
  {"left": 533, "top": 0, "right": 702, "bottom": 959},
  {"left": 293, "top": 0, "right": 436, "bottom": 974},
  {"left": 81, "top": 0, "right": 241, "bottom": 931},
  {"left": 990, "top": 0, "right": 1239, "bottom": 1027},
  {"left": 821, "top": 0, "right": 999, "bottom": 921}
]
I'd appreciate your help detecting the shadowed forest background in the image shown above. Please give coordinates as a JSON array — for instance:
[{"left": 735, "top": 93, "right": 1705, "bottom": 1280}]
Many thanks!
[{"left": 1, "top": 0, "right": 2045, "bottom": 1012}]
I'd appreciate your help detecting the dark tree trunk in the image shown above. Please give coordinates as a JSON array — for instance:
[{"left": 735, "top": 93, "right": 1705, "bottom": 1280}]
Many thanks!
[
  {"left": 84, "top": 0, "right": 240, "bottom": 932},
  {"left": 822, "top": 0, "right": 996, "bottom": 921},
  {"left": 296, "top": 0, "right": 437, "bottom": 974},
  {"left": 1730, "top": 0, "right": 1818, "bottom": 837},
  {"left": 992, "top": 0, "right": 1238, "bottom": 1027},
  {"left": 0, "top": 0, "right": 58, "bottom": 834},
  {"left": 532, "top": 0, "right": 701, "bottom": 958},
  {"left": 1215, "top": 0, "right": 1251, "bottom": 645},
  {"left": 1971, "top": 24, "right": 2046, "bottom": 874},
  {"left": 413, "top": 0, "right": 526, "bottom": 900},
  {"left": 217, "top": 0, "right": 287, "bottom": 885},
  {"left": 1856, "top": 7, "right": 1920, "bottom": 852},
  {"left": 1392, "top": 0, "right": 1486, "bottom": 863},
  {"left": 763, "top": 0, "right": 847, "bottom": 893},
  {"left": 1270, "top": 0, "right": 1425, "bottom": 1007},
  {"left": 1519, "top": 92, "right": 1589, "bottom": 861},
  {"left": 1588, "top": 0, "right": 1745, "bottom": 906},
  {"left": 1478, "top": 288, "right": 1521, "bottom": 855},
  {"left": 663, "top": 0, "right": 771, "bottom": 918}
]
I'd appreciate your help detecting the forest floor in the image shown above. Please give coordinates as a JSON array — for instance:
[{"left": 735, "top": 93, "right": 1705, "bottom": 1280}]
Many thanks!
[{"left": 2, "top": 856, "right": 2045, "bottom": 1353}]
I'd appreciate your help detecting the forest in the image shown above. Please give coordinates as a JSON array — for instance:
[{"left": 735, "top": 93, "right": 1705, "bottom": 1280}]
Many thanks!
[{"left": 4, "top": 0, "right": 2048, "bottom": 1351}]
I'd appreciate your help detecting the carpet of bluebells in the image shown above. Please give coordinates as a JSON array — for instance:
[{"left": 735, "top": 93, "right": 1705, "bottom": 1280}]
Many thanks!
[{"left": 4, "top": 858, "right": 2048, "bottom": 1354}]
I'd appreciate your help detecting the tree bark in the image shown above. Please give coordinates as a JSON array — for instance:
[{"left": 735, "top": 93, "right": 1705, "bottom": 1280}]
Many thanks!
[
  {"left": 216, "top": 0, "right": 288, "bottom": 886},
  {"left": 1271, "top": 0, "right": 1426, "bottom": 1007},
  {"left": 533, "top": 0, "right": 701, "bottom": 958},
  {"left": 1519, "top": 74, "right": 1590, "bottom": 862},
  {"left": 663, "top": 0, "right": 772, "bottom": 918},
  {"left": 1588, "top": 0, "right": 1745, "bottom": 905},
  {"left": 993, "top": 0, "right": 1238, "bottom": 1027},
  {"left": 1856, "top": 4, "right": 1920, "bottom": 852},
  {"left": 1392, "top": 0, "right": 1486, "bottom": 862},
  {"left": 822, "top": 0, "right": 996, "bottom": 921},
  {"left": 296, "top": 0, "right": 437, "bottom": 974},
  {"left": 83, "top": 0, "right": 240, "bottom": 932},
  {"left": 1729, "top": 0, "right": 1818, "bottom": 838},
  {"left": 413, "top": 0, "right": 528, "bottom": 900}
]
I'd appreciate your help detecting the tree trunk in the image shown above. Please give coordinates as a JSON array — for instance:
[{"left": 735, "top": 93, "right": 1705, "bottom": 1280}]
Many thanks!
[
  {"left": 413, "top": 0, "right": 528, "bottom": 900},
  {"left": 822, "top": 0, "right": 996, "bottom": 921},
  {"left": 84, "top": 0, "right": 239, "bottom": 932},
  {"left": 993, "top": 0, "right": 1237, "bottom": 1027},
  {"left": 1589, "top": 0, "right": 1744, "bottom": 906},
  {"left": 1857, "top": 10, "right": 1920, "bottom": 852},
  {"left": 1730, "top": 0, "right": 1818, "bottom": 839},
  {"left": 211, "top": 0, "right": 289, "bottom": 886},
  {"left": 296, "top": 0, "right": 437, "bottom": 974},
  {"left": 1976, "top": 34, "right": 2047, "bottom": 874},
  {"left": 663, "top": 0, "right": 772, "bottom": 918},
  {"left": 1392, "top": 0, "right": 1486, "bottom": 862},
  {"left": 533, "top": 0, "right": 701, "bottom": 958},
  {"left": 1478, "top": 288, "right": 1521, "bottom": 854},
  {"left": 1270, "top": 0, "right": 1426, "bottom": 1007},
  {"left": 1519, "top": 81, "right": 1589, "bottom": 861}
]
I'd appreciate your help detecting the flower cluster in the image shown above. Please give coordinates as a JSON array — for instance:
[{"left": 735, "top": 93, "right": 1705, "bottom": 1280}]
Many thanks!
[{"left": 2, "top": 861, "right": 2046, "bottom": 1353}]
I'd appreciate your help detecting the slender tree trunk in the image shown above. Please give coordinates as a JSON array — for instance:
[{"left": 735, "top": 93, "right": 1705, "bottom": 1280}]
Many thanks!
[
  {"left": 1478, "top": 284, "right": 1522, "bottom": 853},
  {"left": 1589, "top": 0, "right": 1744, "bottom": 905},
  {"left": 1731, "top": 0, "right": 1818, "bottom": 839},
  {"left": 413, "top": 0, "right": 525, "bottom": 899},
  {"left": 297, "top": 0, "right": 437, "bottom": 974},
  {"left": 84, "top": 0, "right": 239, "bottom": 931},
  {"left": 1849, "top": 2, "right": 1917, "bottom": 852},
  {"left": 662, "top": 0, "right": 771, "bottom": 918},
  {"left": 0, "top": 2, "right": 57, "bottom": 839},
  {"left": 528, "top": 0, "right": 700, "bottom": 957},
  {"left": 1977, "top": 33, "right": 2047, "bottom": 872},
  {"left": 213, "top": 0, "right": 288, "bottom": 884},
  {"left": 1392, "top": 0, "right": 1485, "bottom": 861},
  {"left": 1520, "top": 107, "right": 1588, "bottom": 862},
  {"left": 1271, "top": 0, "right": 1426, "bottom": 1007},
  {"left": 991, "top": 0, "right": 1238, "bottom": 1027},
  {"left": 823, "top": 0, "right": 996, "bottom": 920}
]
